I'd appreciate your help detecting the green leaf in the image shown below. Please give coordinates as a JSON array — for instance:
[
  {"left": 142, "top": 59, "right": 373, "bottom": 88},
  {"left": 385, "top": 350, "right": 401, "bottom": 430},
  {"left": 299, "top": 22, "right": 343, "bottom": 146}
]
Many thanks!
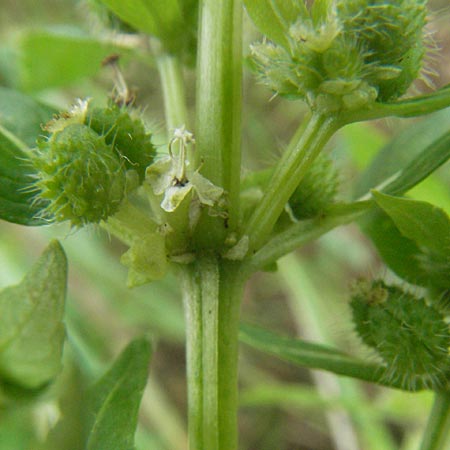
[
  {"left": 86, "top": 338, "right": 152, "bottom": 450},
  {"left": 360, "top": 210, "right": 429, "bottom": 286},
  {"left": 239, "top": 323, "right": 426, "bottom": 391},
  {"left": 0, "top": 240, "right": 67, "bottom": 389},
  {"left": 98, "top": 0, "right": 183, "bottom": 49},
  {"left": 0, "top": 86, "right": 54, "bottom": 146},
  {"left": 372, "top": 192, "right": 450, "bottom": 255},
  {"left": 244, "top": 0, "right": 307, "bottom": 48},
  {"left": 0, "top": 124, "right": 47, "bottom": 226},
  {"left": 18, "top": 29, "right": 131, "bottom": 92},
  {"left": 354, "top": 108, "right": 450, "bottom": 198},
  {"left": 0, "top": 87, "right": 54, "bottom": 225}
]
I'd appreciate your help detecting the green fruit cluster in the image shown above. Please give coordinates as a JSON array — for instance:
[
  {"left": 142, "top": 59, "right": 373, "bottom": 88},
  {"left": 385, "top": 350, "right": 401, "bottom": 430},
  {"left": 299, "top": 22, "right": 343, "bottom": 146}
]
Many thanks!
[
  {"left": 32, "top": 102, "right": 155, "bottom": 226},
  {"left": 251, "top": 0, "right": 427, "bottom": 113},
  {"left": 86, "top": 104, "right": 155, "bottom": 182},
  {"left": 351, "top": 279, "right": 450, "bottom": 390},
  {"left": 287, "top": 154, "right": 338, "bottom": 220}
]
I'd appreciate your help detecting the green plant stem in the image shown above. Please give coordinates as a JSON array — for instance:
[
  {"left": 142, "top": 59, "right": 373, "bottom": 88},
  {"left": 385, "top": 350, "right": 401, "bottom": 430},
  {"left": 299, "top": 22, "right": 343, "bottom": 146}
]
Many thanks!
[
  {"left": 180, "top": 263, "right": 203, "bottom": 449},
  {"left": 195, "top": 0, "right": 242, "bottom": 239},
  {"left": 245, "top": 202, "right": 369, "bottom": 273},
  {"left": 244, "top": 113, "right": 339, "bottom": 251},
  {"left": 340, "top": 84, "right": 450, "bottom": 124},
  {"left": 180, "top": 257, "right": 245, "bottom": 450},
  {"left": 154, "top": 49, "right": 189, "bottom": 134},
  {"left": 199, "top": 255, "right": 220, "bottom": 449},
  {"left": 419, "top": 391, "right": 450, "bottom": 450}
]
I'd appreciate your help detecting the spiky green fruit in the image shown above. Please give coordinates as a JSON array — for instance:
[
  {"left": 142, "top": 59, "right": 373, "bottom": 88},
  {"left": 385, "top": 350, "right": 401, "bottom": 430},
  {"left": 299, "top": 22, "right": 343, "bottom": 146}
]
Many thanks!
[
  {"left": 33, "top": 123, "right": 126, "bottom": 226},
  {"left": 351, "top": 279, "right": 450, "bottom": 390},
  {"left": 86, "top": 104, "right": 155, "bottom": 181},
  {"left": 288, "top": 154, "right": 338, "bottom": 220},
  {"left": 250, "top": 0, "right": 428, "bottom": 112}
]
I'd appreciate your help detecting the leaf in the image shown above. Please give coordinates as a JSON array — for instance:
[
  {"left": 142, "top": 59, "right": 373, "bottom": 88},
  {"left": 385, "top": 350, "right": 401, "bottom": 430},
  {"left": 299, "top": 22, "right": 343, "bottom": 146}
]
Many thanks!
[
  {"left": 244, "top": 0, "right": 307, "bottom": 48},
  {"left": 121, "top": 235, "right": 168, "bottom": 287},
  {"left": 0, "top": 240, "right": 67, "bottom": 389},
  {"left": 0, "top": 86, "right": 54, "bottom": 146},
  {"left": 360, "top": 209, "right": 429, "bottom": 286},
  {"left": 0, "top": 124, "right": 47, "bottom": 225},
  {"left": 239, "top": 323, "right": 425, "bottom": 390},
  {"left": 18, "top": 28, "right": 131, "bottom": 92},
  {"left": 86, "top": 338, "right": 152, "bottom": 450},
  {"left": 354, "top": 107, "right": 450, "bottom": 198},
  {"left": 372, "top": 192, "right": 450, "bottom": 255},
  {"left": 98, "top": 0, "right": 183, "bottom": 50}
]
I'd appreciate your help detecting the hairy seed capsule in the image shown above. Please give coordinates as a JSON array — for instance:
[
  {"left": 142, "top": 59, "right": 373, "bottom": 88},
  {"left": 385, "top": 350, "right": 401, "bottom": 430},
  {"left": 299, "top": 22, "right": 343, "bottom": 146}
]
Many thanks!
[
  {"left": 33, "top": 123, "right": 126, "bottom": 226},
  {"left": 287, "top": 154, "right": 339, "bottom": 220},
  {"left": 86, "top": 104, "right": 155, "bottom": 182},
  {"left": 351, "top": 279, "right": 450, "bottom": 390},
  {"left": 250, "top": 0, "right": 428, "bottom": 112}
]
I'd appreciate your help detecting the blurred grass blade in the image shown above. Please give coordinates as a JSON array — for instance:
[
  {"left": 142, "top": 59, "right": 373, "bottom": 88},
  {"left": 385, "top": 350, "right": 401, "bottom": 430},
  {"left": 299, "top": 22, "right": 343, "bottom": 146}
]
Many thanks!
[
  {"left": 87, "top": 338, "right": 152, "bottom": 450},
  {"left": 0, "top": 240, "right": 67, "bottom": 389},
  {"left": 354, "top": 108, "right": 450, "bottom": 198},
  {"left": 381, "top": 131, "right": 450, "bottom": 197}
]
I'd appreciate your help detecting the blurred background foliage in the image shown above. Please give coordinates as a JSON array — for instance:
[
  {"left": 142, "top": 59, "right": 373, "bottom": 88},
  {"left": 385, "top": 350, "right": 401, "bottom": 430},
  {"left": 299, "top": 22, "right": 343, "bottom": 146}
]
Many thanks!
[{"left": 0, "top": 0, "right": 449, "bottom": 449}]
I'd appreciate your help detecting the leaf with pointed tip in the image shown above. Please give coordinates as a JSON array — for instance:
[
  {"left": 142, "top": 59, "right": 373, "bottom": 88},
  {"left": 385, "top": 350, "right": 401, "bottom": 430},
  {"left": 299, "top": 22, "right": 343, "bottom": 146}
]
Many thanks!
[
  {"left": 372, "top": 192, "right": 450, "bottom": 255},
  {"left": 0, "top": 240, "right": 67, "bottom": 389},
  {"left": 86, "top": 338, "right": 152, "bottom": 450},
  {"left": 244, "top": 0, "right": 307, "bottom": 48}
]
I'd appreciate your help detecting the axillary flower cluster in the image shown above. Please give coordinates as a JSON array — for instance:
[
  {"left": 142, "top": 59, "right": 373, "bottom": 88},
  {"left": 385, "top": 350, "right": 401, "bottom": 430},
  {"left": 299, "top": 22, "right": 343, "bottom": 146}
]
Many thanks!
[
  {"left": 251, "top": 0, "right": 428, "bottom": 113},
  {"left": 30, "top": 95, "right": 226, "bottom": 285}
]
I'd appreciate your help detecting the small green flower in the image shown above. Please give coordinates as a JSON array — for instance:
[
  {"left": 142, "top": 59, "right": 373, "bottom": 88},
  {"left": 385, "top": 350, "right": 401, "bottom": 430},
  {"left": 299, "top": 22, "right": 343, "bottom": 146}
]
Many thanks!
[{"left": 146, "top": 126, "right": 225, "bottom": 221}]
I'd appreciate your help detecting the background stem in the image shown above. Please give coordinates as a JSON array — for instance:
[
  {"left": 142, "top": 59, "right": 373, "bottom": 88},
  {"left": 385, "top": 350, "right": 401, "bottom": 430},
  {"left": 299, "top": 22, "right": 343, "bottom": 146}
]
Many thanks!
[
  {"left": 419, "top": 391, "right": 450, "bottom": 450},
  {"left": 155, "top": 50, "right": 189, "bottom": 135}
]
